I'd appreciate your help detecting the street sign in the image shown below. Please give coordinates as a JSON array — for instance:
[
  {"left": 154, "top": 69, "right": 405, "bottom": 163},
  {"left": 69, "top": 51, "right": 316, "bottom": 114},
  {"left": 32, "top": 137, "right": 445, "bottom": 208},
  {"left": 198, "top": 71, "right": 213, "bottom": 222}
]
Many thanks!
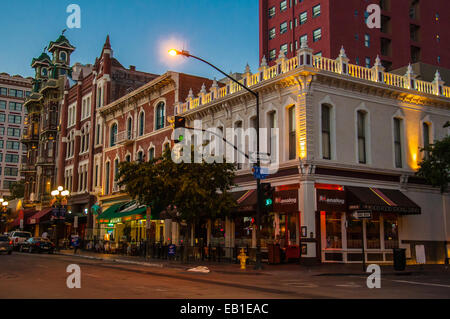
[
  {"left": 74, "top": 216, "right": 78, "bottom": 228},
  {"left": 19, "top": 219, "right": 23, "bottom": 229},
  {"left": 353, "top": 210, "right": 372, "bottom": 219},
  {"left": 252, "top": 166, "right": 269, "bottom": 179}
]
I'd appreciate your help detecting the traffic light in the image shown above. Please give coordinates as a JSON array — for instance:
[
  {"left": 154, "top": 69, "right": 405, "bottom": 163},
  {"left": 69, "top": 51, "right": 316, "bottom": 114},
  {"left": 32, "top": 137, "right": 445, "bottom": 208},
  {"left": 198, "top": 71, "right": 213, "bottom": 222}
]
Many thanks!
[
  {"left": 261, "top": 183, "right": 274, "bottom": 211},
  {"left": 173, "top": 116, "right": 186, "bottom": 144}
]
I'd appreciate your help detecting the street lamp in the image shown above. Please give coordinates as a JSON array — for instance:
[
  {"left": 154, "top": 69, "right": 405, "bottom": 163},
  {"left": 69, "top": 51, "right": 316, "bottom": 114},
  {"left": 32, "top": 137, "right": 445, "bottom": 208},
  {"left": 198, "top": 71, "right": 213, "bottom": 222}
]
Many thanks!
[
  {"left": 169, "top": 49, "right": 264, "bottom": 270},
  {"left": 51, "top": 186, "right": 70, "bottom": 250}
]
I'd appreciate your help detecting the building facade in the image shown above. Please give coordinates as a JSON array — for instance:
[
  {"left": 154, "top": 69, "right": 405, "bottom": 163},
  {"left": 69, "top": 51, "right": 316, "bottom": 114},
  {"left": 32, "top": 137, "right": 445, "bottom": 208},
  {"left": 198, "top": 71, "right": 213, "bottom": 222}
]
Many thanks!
[
  {"left": 259, "top": 0, "right": 449, "bottom": 71},
  {"left": 0, "top": 73, "right": 32, "bottom": 196},
  {"left": 175, "top": 43, "right": 450, "bottom": 264},
  {"left": 56, "top": 36, "right": 158, "bottom": 240},
  {"left": 96, "top": 71, "right": 215, "bottom": 248}
]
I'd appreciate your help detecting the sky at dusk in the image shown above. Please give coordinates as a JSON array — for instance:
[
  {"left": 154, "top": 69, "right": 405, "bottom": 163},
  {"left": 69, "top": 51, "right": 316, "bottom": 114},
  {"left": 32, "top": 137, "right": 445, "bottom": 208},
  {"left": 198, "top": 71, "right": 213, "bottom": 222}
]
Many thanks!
[{"left": 0, "top": 0, "right": 259, "bottom": 80}]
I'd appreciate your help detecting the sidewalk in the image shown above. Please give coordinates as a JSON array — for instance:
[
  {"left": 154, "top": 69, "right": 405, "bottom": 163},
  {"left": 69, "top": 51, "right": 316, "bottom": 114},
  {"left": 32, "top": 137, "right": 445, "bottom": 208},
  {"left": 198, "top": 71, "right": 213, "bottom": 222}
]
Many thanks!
[{"left": 56, "top": 248, "right": 450, "bottom": 277}]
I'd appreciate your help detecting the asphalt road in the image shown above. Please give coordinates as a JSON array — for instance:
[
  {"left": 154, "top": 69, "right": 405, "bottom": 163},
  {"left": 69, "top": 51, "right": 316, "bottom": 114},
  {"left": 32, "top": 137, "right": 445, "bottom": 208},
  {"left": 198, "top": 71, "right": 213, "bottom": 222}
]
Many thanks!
[{"left": 1, "top": 252, "right": 449, "bottom": 299}]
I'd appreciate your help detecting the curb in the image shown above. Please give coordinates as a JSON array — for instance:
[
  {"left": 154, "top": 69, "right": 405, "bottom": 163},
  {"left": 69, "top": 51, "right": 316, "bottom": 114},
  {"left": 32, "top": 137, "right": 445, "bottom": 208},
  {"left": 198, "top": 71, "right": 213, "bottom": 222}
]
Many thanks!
[{"left": 56, "top": 252, "right": 164, "bottom": 268}]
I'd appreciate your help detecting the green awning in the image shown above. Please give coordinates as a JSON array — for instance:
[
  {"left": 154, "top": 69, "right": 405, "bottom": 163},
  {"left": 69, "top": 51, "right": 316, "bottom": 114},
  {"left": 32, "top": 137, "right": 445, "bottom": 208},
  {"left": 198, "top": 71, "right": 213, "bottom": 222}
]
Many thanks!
[
  {"left": 117, "top": 206, "right": 147, "bottom": 219},
  {"left": 97, "top": 202, "right": 127, "bottom": 223}
]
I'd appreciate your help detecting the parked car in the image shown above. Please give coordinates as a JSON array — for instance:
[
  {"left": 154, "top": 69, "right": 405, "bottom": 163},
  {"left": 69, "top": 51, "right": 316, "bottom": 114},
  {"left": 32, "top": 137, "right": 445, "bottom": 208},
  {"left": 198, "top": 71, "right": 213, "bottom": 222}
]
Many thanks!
[
  {"left": 0, "top": 235, "right": 12, "bottom": 254},
  {"left": 9, "top": 231, "right": 32, "bottom": 250},
  {"left": 20, "top": 237, "right": 55, "bottom": 254}
]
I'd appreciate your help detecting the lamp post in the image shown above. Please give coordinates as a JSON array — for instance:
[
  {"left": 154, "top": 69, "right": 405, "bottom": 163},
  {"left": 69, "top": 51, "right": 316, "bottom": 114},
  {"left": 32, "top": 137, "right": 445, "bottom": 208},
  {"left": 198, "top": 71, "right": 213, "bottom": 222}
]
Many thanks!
[
  {"left": 0, "top": 198, "right": 8, "bottom": 233},
  {"left": 51, "top": 186, "right": 70, "bottom": 250},
  {"left": 169, "top": 49, "right": 264, "bottom": 269}
]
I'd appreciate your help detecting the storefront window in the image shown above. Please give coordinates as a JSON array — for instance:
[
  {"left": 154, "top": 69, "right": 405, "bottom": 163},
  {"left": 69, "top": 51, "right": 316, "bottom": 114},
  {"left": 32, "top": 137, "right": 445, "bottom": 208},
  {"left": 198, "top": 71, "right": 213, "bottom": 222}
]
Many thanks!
[
  {"left": 384, "top": 217, "right": 399, "bottom": 249},
  {"left": 346, "top": 216, "right": 362, "bottom": 248},
  {"left": 325, "top": 212, "right": 342, "bottom": 248},
  {"left": 366, "top": 214, "right": 381, "bottom": 249},
  {"left": 286, "top": 213, "right": 297, "bottom": 245},
  {"left": 211, "top": 219, "right": 225, "bottom": 246},
  {"left": 234, "top": 216, "right": 253, "bottom": 247},
  {"left": 260, "top": 213, "right": 277, "bottom": 247}
]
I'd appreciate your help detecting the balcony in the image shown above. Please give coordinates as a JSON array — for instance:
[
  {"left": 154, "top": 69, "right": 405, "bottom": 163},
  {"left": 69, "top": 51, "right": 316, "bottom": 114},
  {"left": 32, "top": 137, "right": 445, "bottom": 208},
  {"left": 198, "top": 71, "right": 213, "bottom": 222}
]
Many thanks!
[
  {"left": 116, "top": 130, "right": 135, "bottom": 145},
  {"left": 20, "top": 134, "right": 39, "bottom": 144},
  {"left": 36, "top": 156, "right": 55, "bottom": 165}
]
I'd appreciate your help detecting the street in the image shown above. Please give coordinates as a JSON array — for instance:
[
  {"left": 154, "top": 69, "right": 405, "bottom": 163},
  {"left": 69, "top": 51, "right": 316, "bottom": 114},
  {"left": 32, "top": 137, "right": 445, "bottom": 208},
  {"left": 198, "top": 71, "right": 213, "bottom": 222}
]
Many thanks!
[{"left": 1, "top": 252, "right": 449, "bottom": 299}]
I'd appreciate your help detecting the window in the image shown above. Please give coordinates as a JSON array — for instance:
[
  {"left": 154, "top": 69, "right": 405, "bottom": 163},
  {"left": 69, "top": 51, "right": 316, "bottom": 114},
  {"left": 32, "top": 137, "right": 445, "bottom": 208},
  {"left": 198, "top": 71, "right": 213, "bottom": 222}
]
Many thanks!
[
  {"left": 96, "top": 123, "right": 101, "bottom": 145},
  {"left": 355, "top": 57, "right": 360, "bottom": 65},
  {"left": 7, "top": 128, "right": 20, "bottom": 137},
  {"left": 5, "top": 154, "right": 19, "bottom": 163},
  {"left": 138, "top": 151, "right": 144, "bottom": 162},
  {"left": 149, "top": 147, "right": 155, "bottom": 161},
  {"left": 163, "top": 143, "right": 170, "bottom": 152},
  {"left": 0, "top": 88, "right": 7, "bottom": 96},
  {"left": 364, "top": 34, "right": 370, "bottom": 47},
  {"left": 357, "top": 111, "right": 367, "bottom": 164},
  {"left": 365, "top": 57, "right": 371, "bottom": 68},
  {"left": 234, "top": 121, "right": 243, "bottom": 169},
  {"left": 0, "top": 114, "right": 5, "bottom": 123},
  {"left": 355, "top": 33, "right": 359, "bottom": 40},
  {"left": 125, "top": 154, "right": 131, "bottom": 162},
  {"left": 381, "top": 38, "right": 391, "bottom": 57},
  {"left": 410, "top": 24, "right": 420, "bottom": 42},
  {"left": 114, "top": 159, "right": 119, "bottom": 183},
  {"left": 313, "top": 28, "right": 322, "bottom": 42},
  {"left": 325, "top": 212, "right": 342, "bottom": 248},
  {"left": 8, "top": 89, "right": 23, "bottom": 98},
  {"left": 0, "top": 101, "right": 6, "bottom": 109},
  {"left": 26, "top": 91, "right": 31, "bottom": 98},
  {"left": 280, "top": 22, "right": 288, "bottom": 34},
  {"left": 4, "top": 167, "right": 18, "bottom": 176},
  {"left": 127, "top": 117, "right": 132, "bottom": 139},
  {"left": 312, "top": 4, "right": 321, "bottom": 17},
  {"left": 139, "top": 111, "right": 145, "bottom": 136},
  {"left": 110, "top": 123, "right": 117, "bottom": 147},
  {"left": 280, "top": 0, "right": 287, "bottom": 12},
  {"left": 269, "top": 28, "right": 276, "bottom": 40},
  {"left": 68, "top": 104, "right": 76, "bottom": 127},
  {"left": 411, "top": 46, "right": 421, "bottom": 63},
  {"left": 267, "top": 111, "right": 276, "bottom": 161},
  {"left": 6, "top": 141, "right": 20, "bottom": 150},
  {"left": 288, "top": 106, "right": 296, "bottom": 160},
  {"left": 0, "top": 127, "right": 4, "bottom": 135},
  {"left": 321, "top": 104, "right": 331, "bottom": 160},
  {"left": 9, "top": 102, "right": 22, "bottom": 111},
  {"left": 393, "top": 118, "right": 403, "bottom": 168},
  {"left": 381, "top": 15, "right": 391, "bottom": 33},
  {"left": 269, "top": 49, "right": 277, "bottom": 61},
  {"left": 422, "top": 122, "right": 430, "bottom": 160},
  {"left": 155, "top": 102, "right": 165, "bottom": 130},
  {"left": 8, "top": 114, "right": 21, "bottom": 124},
  {"left": 280, "top": 44, "right": 288, "bottom": 55},
  {"left": 60, "top": 51, "right": 67, "bottom": 62},
  {"left": 0, "top": 140, "right": 3, "bottom": 148},
  {"left": 268, "top": 6, "right": 276, "bottom": 18},
  {"left": 300, "top": 34, "right": 307, "bottom": 46},
  {"left": 299, "top": 11, "right": 307, "bottom": 25},
  {"left": 105, "top": 162, "right": 110, "bottom": 194}
]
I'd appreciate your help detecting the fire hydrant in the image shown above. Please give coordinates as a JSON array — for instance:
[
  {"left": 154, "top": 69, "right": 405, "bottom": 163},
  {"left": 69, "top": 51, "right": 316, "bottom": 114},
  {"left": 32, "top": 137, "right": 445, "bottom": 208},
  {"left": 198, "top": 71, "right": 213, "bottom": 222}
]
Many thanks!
[{"left": 237, "top": 248, "right": 248, "bottom": 270}]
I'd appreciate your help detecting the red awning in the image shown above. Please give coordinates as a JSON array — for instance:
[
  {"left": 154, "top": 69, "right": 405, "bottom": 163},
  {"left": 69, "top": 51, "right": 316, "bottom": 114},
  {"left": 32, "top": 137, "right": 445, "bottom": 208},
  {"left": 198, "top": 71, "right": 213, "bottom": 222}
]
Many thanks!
[
  {"left": 11, "top": 209, "right": 36, "bottom": 227},
  {"left": 27, "top": 207, "right": 53, "bottom": 225}
]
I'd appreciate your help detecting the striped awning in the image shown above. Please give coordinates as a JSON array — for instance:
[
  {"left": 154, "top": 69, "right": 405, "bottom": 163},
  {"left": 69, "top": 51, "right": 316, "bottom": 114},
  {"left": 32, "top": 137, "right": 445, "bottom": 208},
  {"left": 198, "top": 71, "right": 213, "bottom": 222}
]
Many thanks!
[
  {"left": 231, "top": 189, "right": 257, "bottom": 212},
  {"left": 346, "top": 186, "right": 421, "bottom": 215}
]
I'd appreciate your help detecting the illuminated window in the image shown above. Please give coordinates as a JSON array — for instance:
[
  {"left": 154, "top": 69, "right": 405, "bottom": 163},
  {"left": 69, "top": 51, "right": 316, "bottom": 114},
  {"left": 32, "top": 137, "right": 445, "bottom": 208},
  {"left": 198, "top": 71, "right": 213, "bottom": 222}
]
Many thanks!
[
  {"left": 280, "top": 21, "right": 288, "bottom": 34},
  {"left": 269, "top": 27, "right": 276, "bottom": 40},
  {"left": 299, "top": 11, "right": 307, "bottom": 25},
  {"left": 280, "top": 0, "right": 287, "bottom": 12},
  {"left": 269, "top": 49, "right": 276, "bottom": 61},
  {"left": 300, "top": 34, "right": 307, "bottom": 46},
  {"left": 312, "top": 4, "right": 321, "bottom": 17},
  {"left": 280, "top": 43, "right": 288, "bottom": 55},
  {"left": 364, "top": 34, "right": 370, "bottom": 47},
  {"left": 155, "top": 102, "right": 165, "bottom": 130},
  {"left": 268, "top": 6, "right": 276, "bottom": 18},
  {"left": 313, "top": 28, "right": 322, "bottom": 42}
]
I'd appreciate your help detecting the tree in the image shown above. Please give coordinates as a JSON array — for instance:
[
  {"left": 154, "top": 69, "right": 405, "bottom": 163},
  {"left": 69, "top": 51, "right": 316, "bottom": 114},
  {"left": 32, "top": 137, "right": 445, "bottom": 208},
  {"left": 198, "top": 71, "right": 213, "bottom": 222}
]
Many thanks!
[
  {"left": 117, "top": 148, "right": 237, "bottom": 241},
  {"left": 8, "top": 180, "right": 25, "bottom": 200},
  {"left": 416, "top": 122, "right": 450, "bottom": 193}
]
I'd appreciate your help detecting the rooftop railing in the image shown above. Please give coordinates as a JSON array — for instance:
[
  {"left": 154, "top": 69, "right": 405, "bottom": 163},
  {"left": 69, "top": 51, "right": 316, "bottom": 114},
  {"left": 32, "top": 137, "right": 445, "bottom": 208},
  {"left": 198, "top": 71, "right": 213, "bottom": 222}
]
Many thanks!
[{"left": 176, "top": 43, "right": 449, "bottom": 115}]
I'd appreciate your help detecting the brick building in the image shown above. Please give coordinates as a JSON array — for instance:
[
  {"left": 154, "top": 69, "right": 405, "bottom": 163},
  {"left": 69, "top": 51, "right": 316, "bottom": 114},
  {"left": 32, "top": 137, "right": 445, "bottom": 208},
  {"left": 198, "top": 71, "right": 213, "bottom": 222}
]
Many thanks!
[
  {"left": 0, "top": 73, "right": 32, "bottom": 196},
  {"left": 96, "top": 71, "right": 215, "bottom": 247},
  {"left": 56, "top": 36, "right": 159, "bottom": 240},
  {"left": 259, "top": 0, "right": 449, "bottom": 71}
]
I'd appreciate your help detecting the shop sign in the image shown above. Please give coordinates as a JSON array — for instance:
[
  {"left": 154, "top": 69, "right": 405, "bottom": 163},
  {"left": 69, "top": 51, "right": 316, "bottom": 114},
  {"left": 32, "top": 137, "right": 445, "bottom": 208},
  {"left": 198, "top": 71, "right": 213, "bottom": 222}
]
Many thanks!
[
  {"left": 316, "top": 188, "right": 346, "bottom": 211},
  {"left": 273, "top": 189, "right": 298, "bottom": 213},
  {"left": 29, "top": 218, "right": 36, "bottom": 225},
  {"left": 109, "top": 217, "right": 122, "bottom": 224}
]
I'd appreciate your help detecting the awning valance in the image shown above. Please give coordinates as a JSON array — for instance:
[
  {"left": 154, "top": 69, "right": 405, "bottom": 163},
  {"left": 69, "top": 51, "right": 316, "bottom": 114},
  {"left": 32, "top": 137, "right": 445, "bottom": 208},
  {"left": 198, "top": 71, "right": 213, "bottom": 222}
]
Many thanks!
[
  {"left": 346, "top": 186, "right": 421, "bottom": 215},
  {"left": 27, "top": 208, "right": 52, "bottom": 225},
  {"left": 97, "top": 202, "right": 128, "bottom": 223}
]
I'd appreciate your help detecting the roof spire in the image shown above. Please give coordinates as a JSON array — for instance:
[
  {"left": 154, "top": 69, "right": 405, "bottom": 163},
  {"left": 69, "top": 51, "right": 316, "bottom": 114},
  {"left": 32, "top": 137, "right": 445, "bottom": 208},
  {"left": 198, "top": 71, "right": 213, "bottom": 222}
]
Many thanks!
[{"left": 104, "top": 35, "right": 111, "bottom": 49}]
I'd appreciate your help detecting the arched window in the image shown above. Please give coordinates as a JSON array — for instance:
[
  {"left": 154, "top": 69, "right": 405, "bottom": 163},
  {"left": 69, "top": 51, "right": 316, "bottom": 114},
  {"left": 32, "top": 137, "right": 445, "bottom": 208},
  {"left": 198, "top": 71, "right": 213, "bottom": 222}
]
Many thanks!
[
  {"left": 81, "top": 128, "right": 85, "bottom": 152},
  {"left": 138, "top": 151, "right": 144, "bottom": 162},
  {"left": 105, "top": 162, "right": 110, "bottom": 194},
  {"left": 357, "top": 110, "right": 367, "bottom": 164},
  {"left": 139, "top": 112, "right": 145, "bottom": 136},
  {"left": 127, "top": 117, "right": 133, "bottom": 139},
  {"left": 288, "top": 106, "right": 296, "bottom": 160},
  {"left": 110, "top": 123, "right": 117, "bottom": 147},
  {"left": 148, "top": 147, "right": 155, "bottom": 161},
  {"left": 156, "top": 102, "right": 165, "bottom": 130},
  {"left": 422, "top": 122, "right": 431, "bottom": 160},
  {"left": 126, "top": 154, "right": 131, "bottom": 162},
  {"left": 60, "top": 51, "right": 67, "bottom": 62},
  {"left": 41, "top": 68, "right": 48, "bottom": 77}
]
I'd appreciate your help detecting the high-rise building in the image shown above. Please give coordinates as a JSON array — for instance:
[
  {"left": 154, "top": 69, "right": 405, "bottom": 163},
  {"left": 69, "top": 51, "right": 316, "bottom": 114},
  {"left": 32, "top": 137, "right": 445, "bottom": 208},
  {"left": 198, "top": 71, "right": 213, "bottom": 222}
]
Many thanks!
[
  {"left": 259, "top": 0, "right": 449, "bottom": 72},
  {"left": 0, "top": 73, "right": 32, "bottom": 196}
]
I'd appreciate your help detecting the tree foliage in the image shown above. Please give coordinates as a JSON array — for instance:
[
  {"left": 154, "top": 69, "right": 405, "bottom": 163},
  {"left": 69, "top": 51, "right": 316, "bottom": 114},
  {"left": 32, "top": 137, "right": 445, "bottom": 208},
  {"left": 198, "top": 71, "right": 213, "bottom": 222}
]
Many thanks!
[
  {"left": 117, "top": 148, "right": 237, "bottom": 222},
  {"left": 416, "top": 125, "right": 450, "bottom": 193},
  {"left": 7, "top": 180, "right": 25, "bottom": 200}
]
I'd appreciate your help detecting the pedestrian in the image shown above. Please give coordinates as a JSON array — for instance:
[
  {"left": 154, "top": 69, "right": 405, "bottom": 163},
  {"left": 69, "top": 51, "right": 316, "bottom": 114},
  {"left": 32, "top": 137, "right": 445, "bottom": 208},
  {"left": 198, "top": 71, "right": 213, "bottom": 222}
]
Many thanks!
[{"left": 72, "top": 234, "right": 80, "bottom": 254}]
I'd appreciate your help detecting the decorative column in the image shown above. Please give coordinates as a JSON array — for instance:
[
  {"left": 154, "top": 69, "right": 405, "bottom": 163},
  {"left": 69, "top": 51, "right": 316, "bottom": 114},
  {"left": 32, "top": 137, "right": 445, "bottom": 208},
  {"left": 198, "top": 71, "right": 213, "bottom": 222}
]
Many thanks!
[
  {"left": 336, "top": 46, "right": 349, "bottom": 75},
  {"left": 258, "top": 56, "right": 268, "bottom": 82},
  {"left": 210, "top": 78, "right": 219, "bottom": 101},
  {"left": 276, "top": 49, "right": 287, "bottom": 75},
  {"left": 243, "top": 63, "right": 251, "bottom": 87},
  {"left": 433, "top": 70, "right": 445, "bottom": 96},
  {"left": 371, "top": 55, "right": 385, "bottom": 83},
  {"left": 405, "top": 64, "right": 417, "bottom": 90},
  {"left": 297, "top": 39, "right": 314, "bottom": 67},
  {"left": 199, "top": 83, "right": 206, "bottom": 106}
]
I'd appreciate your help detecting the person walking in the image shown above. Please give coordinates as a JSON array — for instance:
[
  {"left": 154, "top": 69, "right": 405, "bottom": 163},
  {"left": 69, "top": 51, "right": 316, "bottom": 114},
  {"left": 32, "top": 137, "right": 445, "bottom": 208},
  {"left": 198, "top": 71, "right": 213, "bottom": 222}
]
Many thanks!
[{"left": 72, "top": 234, "right": 80, "bottom": 254}]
